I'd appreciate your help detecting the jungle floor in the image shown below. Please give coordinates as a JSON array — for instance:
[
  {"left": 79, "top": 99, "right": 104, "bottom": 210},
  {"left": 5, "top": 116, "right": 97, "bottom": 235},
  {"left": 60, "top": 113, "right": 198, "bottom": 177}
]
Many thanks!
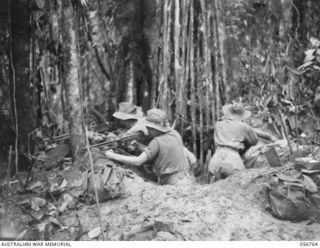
[{"left": 2, "top": 162, "right": 320, "bottom": 241}]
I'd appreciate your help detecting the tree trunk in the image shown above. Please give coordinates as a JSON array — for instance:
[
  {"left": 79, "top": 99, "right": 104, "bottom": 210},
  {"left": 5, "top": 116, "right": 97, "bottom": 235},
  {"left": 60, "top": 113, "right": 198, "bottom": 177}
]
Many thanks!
[
  {"left": 200, "top": 0, "right": 212, "bottom": 133},
  {"left": 213, "top": 0, "right": 226, "bottom": 108},
  {"left": 174, "top": 0, "right": 181, "bottom": 124},
  {"left": 160, "top": 0, "right": 170, "bottom": 114},
  {"left": 61, "top": 0, "right": 85, "bottom": 157},
  {"left": 189, "top": 0, "right": 197, "bottom": 157},
  {"left": 9, "top": 0, "right": 34, "bottom": 155}
]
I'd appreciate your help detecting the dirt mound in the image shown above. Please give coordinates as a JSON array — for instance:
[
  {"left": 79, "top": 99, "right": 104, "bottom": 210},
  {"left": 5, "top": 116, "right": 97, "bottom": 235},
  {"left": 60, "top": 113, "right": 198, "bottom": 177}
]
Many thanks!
[{"left": 52, "top": 168, "right": 320, "bottom": 241}]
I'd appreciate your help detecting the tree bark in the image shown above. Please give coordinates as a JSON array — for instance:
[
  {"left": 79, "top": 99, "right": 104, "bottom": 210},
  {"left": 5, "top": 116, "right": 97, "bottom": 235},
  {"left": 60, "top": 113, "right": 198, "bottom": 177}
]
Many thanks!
[
  {"left": 61, "top": 0, "right": 85, "bottom": 157},
  {"left": 174, "top": 0, "right": 181, "bottom": 123},
  {"left": 189, "top": 0, "right": 197, "bottom": 157},
  {"left": 9, "top": 0, "right": 33, "bottom": 155},
  {"left": 212, "top": 0, "right": 227, "bottom": 119},
  {"left": 160, "top": 0, "right": 170, "bottom": 114}
]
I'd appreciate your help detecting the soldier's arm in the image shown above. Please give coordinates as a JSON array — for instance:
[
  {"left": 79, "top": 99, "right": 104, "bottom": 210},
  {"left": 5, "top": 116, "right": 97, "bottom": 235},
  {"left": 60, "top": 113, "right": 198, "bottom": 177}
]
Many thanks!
[
  {"left": 245, "top": 125, "right": 259, "bottom": 146},
  {"left": 253, "top": 128, "right": 277, "bottom": 142},
  {"left": 105, "top": 150, "right": 148, "bottom": 167}
]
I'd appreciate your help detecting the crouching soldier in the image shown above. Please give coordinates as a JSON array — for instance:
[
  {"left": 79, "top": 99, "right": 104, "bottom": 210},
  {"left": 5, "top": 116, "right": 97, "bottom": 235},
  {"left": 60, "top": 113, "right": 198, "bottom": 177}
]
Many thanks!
[
  {"left": 105, "top": 109, "right": 194, "bottom": 186},
  {"left": 209, "top": 102, "right": 258, "bottom": 181},
  {"left": 113, "top": 102, "right": 197, "bottom": 171}
]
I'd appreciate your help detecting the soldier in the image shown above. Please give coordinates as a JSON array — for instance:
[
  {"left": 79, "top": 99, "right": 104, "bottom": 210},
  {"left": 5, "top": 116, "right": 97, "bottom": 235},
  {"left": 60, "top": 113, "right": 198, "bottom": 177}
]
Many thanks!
[
  {"left": 209, "top": 102, "right": 259, "bottom": 181},
  {"left": 105, "top": 109, "right": 194, "bottom": 185},
  {"left": 113, "top": 102, "right": 197, "bottom": 168}
]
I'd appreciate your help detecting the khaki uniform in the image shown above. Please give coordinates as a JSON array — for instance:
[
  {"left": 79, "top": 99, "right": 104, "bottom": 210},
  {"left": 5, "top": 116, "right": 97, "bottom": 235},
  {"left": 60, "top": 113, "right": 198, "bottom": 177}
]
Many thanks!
[
  {"left": 209, "top": 119, "right": 258, "bottom": 181},
  {"left": 144, "top": 130, "right": 194, "bottom": 185}
]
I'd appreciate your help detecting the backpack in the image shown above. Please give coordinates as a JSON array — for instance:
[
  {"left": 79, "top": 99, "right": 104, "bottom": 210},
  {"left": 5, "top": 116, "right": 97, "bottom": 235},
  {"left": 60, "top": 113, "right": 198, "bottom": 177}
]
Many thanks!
[
  {"left": 82, "top": 163, "right": 125, "bottom": 203},
  {"left": 267, "top": 172, "right": 317, "bottom": 221}
]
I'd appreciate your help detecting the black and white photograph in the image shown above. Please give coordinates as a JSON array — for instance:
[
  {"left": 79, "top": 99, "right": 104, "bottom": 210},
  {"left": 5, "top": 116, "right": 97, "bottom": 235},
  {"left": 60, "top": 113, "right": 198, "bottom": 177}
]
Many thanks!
[{"left": 0, "top": 0, "right": 320, "bottom": 244}]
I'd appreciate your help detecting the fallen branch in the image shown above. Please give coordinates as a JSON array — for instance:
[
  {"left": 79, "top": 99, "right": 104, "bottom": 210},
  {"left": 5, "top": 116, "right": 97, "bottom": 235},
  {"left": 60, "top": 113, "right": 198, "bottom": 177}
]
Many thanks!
[
  {"left": 120, "top": 223, "right": 154, "bottom": 241},
  {"left": 120, "top": 219, "right": 177, "bottom": 240}
]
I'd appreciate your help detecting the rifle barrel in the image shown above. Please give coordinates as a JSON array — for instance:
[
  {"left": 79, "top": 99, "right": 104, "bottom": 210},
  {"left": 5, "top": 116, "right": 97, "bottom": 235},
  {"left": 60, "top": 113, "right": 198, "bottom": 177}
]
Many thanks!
[{"left": 81, "top": 133, "right": 141, "bottom": 150}]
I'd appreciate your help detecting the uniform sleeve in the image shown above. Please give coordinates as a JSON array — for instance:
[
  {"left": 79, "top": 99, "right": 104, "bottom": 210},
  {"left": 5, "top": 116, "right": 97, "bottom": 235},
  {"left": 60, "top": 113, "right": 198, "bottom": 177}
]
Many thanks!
[
  {"left": 245, "top": 125, "right": 258, "bottom": 146},
  {"left": 143, "top": 138, "right": 160, "bottom": 161}
]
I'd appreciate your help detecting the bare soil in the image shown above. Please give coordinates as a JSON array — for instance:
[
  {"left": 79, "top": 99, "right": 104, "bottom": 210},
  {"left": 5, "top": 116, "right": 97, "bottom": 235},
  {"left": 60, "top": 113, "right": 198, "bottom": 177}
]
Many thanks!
[{"left": 49, "top": 168, "right": 320, "bottom": 241}]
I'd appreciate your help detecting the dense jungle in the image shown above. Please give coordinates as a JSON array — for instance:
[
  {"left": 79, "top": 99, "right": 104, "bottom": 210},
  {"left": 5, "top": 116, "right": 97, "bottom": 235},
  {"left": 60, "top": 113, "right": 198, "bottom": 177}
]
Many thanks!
[{"left": 1, "top": 0, "right": 320, "bottom": 242}]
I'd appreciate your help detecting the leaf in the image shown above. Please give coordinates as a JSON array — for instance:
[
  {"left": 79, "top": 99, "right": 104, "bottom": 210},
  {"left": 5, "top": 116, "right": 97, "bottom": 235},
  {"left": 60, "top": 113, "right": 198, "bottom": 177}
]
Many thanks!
[
  {"left": 304, "top": 49, "right": 316, "bottom": 62},
  {"left": 88, "top": 227, "right": 101, "bottom": 239},
  {"left": 36, "top": 222, "right": 52, "bottom": 240},
  {"left": 72, "top": 179, "right": 83, "bottom": 188},
  {"left": 313, "top": 65, "right": 320, "bottom": 71},
  {"left": 34, "top": 212, "right": 45, "bottom": 221},
  {"left": 48, "top": 217, "right": 61, "bottom": 228},
  {"left": 58, "top": 194, "right": 74, "bottom": 213},
  {"left": 302, "top": 175, "right": 318, "bottom": 193},
  {"left": 270, "top": 62, "right": 276, "bottom": 77},
  {"left": 59, "top": 179, "right": 68, "bottom": 190},
  {"left": 310, "top": 37, "right": 320, "bottom": 47},
  {"left": 27, "top": 181, "right": 44, "bottom": 190},
  {"left": 50, "top": 182, "right": 59, "bottom": 192},
  {"left": 47, "top": 203, "right": 58, "bottom": 216},
  {"left": 37, "top": 222, "right": 49, "bottom": 232},
  {"left": 19, "top": 199, "right": 30, "bottom": 206},
  {"left": 31, "top": 197, "right": 46, "bottom": 211}
]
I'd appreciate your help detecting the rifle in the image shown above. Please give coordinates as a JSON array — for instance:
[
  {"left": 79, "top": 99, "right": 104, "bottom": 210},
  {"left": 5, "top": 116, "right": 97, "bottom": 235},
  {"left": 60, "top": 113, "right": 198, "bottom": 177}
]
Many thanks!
[{"left": 81, "top": 132, "right": 141, "bottom": 150}]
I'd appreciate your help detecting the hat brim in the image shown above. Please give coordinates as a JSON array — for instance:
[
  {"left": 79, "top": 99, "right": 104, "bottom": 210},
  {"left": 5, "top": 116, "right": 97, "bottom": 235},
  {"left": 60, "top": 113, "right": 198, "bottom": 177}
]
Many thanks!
[
  {"left": 113, "top": 111, "right": 143, "bottom": 120},
  {"left": 142, "top": 118, "right": 172, "bottom": 133},
  {"left": 222, "top": 104, "right": 251, "bottom": 121}
]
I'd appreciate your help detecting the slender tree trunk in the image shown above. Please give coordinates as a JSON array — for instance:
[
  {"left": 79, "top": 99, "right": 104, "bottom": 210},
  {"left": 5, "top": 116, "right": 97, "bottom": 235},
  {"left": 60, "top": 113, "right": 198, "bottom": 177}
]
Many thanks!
[
  {"left": 197, "top": 42, "right": 204, "bottom": 166},
  {"left": 150, "top": 0, "right": 161, "bottom": 108},
  {"left": 161, "top": 0, "right": 170, "bottom": 113},
  {"left": 61, "top": 0, "right": 85, "bottom": 157},
  {"left": 174, "top": 0, "right": 181, "bottom": 126},
  {"left": 213, "top": 0, "right": 226, "bottom": 109},
  {"left": 189, "top": 0, "right": 197, "bottom": 157},
  {"left": 200, "top": 0, "right": 212, "bottom": 134},
  {"left": 9, "top": 0, "right": 33, "bottom": 155},
  {"left": 180, "top": 0, "right": 189, "bottom": 135}
]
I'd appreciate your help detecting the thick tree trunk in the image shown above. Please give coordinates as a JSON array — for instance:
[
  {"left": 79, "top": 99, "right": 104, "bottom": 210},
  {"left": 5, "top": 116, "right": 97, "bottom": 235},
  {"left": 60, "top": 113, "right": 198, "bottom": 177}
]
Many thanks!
[
  {"left": 9, "top": 0, "right": 33, "bottom": 155},
  {"left": 61, "top": 0, "right": 85, "bottom": 157}
]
